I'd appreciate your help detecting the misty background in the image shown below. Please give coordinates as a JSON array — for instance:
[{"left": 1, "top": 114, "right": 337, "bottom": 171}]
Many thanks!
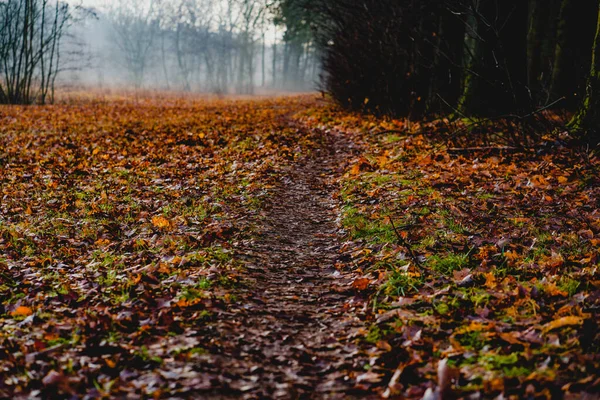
[
  {"left": 62, "top": 0, "right": 319, "bottom": 93},
  {"left": 4, "top": 0, "right": 598, "bottom": 142}
]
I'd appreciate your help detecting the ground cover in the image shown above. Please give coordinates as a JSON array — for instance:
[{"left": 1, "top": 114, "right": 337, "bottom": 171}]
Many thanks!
[
  {"left": 297, "top": 104, "right": 600, "bottom": 398},
  {"left": 1, "top": 93, "right": 598, "bottom": 398}
]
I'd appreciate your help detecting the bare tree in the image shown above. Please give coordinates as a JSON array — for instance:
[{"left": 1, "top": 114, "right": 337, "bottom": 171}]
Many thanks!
[
  {"left": 0, "top": 0, "right": 76, "bottom": 104},
  {"left": 108, "top": 0, "right": 161, "bottom": 89},
  {"left": 236, "top": 0, "right": 266, "bottom": 94},
  {"left": 170, "top": 0, "right": 214, "bottom": 91}
]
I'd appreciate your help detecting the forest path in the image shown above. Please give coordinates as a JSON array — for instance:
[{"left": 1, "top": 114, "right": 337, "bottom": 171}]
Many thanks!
[{"left": 198, "top": 124, "right": 376, "bottom": 398}]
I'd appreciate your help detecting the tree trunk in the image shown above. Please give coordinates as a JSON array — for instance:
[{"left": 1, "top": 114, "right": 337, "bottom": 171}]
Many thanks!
[
  {"left": 272, "top": 42, "right": 277, "bottom": 88},
  {"left": 459, "top": 0, "right": 530, "bottom": 116},
  {"left": 261, "top": 33, "right": 266, "bottom": 87},
  {"left": 568, "top": 3, "right": 600, "bottom": 142},
  {"left": 526, "top": 0, "right": 562, "bottom": 105},
  {"left": 550, "top": 0, "right": 575, "bottom": 104},
  {"left": 431, "top": 7, "right": 465, "bottom": 113},
  {"left": 550, "top": 0, "right": 599, "bottom": 108}
]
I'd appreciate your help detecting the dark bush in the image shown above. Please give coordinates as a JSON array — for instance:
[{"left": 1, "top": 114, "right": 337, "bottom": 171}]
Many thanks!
[{"left": 316, "top": 0, "right": 452, "bottom": 118}]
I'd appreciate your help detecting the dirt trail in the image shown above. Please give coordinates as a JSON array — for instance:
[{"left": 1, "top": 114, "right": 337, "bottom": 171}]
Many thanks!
[{"left": 198, "top": 128, "right": 375, "bottom": 398}]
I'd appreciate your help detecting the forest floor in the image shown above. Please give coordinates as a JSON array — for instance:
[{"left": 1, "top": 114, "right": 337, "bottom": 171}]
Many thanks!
[{"left": 0, "top": 93, "right": 599, "bottom": 399}]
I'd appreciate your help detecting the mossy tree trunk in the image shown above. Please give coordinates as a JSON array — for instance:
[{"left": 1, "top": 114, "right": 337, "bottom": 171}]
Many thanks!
[{"left": 568, "top": 3, "right": 600, "bottom": 142}]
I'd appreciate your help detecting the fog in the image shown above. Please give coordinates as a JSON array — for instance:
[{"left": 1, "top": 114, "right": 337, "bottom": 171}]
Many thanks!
[{"left": 62, "top": 0, "right": 319, "bottom": 94}]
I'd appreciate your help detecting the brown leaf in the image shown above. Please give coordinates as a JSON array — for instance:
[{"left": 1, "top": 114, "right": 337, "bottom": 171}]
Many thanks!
[
  {"left": 352, "top": 277, "right": 371, "bottom": 291},
  {"left": 42, "top": 370, "right": 65, "bottom": 387}
]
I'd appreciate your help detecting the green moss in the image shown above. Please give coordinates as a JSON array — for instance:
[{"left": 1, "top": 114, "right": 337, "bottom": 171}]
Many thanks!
[
  {"left": 557, "top": 276, "right": 581, "bottom": 296},
  {"left": 135, "top": 345, "right": 163, "bottom": 365},
  {"left": 481, "top": 352, "right": 519, "bottom": 370},
  {"left": 475, "top": 192, "right": 495, "bottom": 200},
  {"left": 367, "top": 173, "right": 393, "bottom": 185},
  {"left": 502, "top": 366, "right": 534, "bottom": 378},
  {"left": 416, "top": 235, "right": 436, "bottom": 250},
  {"left": 195, "top": 278, "right": 212, "bottom": 290},
  {"left": 342, "top": 207, "right": 397, "bottom": 243},
  {"left": 384, "top": 269, "right": 423, "bottom": 296},
  {"left": 435, "top": 302, "right": 450, "bottom": 315},
  {"left": 385, "top": 134, "right": 405, "bottom": 143},
  {"left": 469, "top": 290, "right": 491, "bottom": 308},
  {"left": 365, "top": 325, "right": 383, "bottom": 344},
  {"left": 428, "top": 253, "right": 470, "bottom": 275},
  {"left": 456, "top": 331, "right": 486, "bottom": 350}
]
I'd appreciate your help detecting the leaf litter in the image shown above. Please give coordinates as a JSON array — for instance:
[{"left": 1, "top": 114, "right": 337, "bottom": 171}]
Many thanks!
[{"left": 0, "top": 93, "right": 599, "bottom": 399}]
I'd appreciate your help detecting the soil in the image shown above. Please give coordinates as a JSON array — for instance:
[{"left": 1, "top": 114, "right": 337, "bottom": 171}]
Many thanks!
[{"left": 196, "top": 128, "right": 377, "bottom": 398}]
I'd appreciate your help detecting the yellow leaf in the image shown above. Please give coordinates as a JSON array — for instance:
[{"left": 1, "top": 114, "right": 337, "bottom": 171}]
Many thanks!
[
  {"left": 377, "top": 151, "right": 389, "bottom": 168},
  {"left": 542, "top": 316, "right": 583, "bottom": 333},
  {"left": 557, "top": 176, "right": 568, "bottom": 184},
  {"left": 484, "top": 272, "right": 497, "bottom": 289},
  {"left": 152, "top": 216, "right": 171, "bottom": 230},
  {"left": 545, "top": 282, "right": 568, "bottom": 297}
]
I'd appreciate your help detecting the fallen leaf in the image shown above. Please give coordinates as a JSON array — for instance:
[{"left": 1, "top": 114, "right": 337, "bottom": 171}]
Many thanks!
[
  {"left": 152, "top": 215, "right": 171, "bottom": 230},
  {"left": 542, "top": 316, "right": 583, "bottom": 333},
  {"left": 11, "top": 306, "right": 33, "bottom": 317},
  {"left": 356, "top": 371, "right": 383, "bottom": 384},
  {"left": 352, "top": 277, "right": 371, "bottom": 290}
]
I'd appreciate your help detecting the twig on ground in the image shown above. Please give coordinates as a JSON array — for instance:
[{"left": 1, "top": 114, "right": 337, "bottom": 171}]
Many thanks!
[{"left": 388, "top": 215, "right": 423, "bottom": 268}]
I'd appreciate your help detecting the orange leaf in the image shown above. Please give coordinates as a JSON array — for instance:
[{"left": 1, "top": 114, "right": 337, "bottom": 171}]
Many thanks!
[
  {"left": 11, "top": 306, "right": 33, "bottom": 317},
  {"left": 377, "top": 151, "right": 389, "bottom": 168},
  {"left": 95, "top": 238, "right": 110, "bottom": 247},
  {"left": 484, "top": 272, "right": 497, "bottom": 289},
  {"left": 352, "top": 277, "right": 371, "bottom": 290},
  {"left": 152, "top": 216, "right": 171, "bottom": 230}
]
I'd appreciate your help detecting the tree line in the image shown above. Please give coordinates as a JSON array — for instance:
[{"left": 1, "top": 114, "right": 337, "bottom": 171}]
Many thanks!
[
  {"left": 100, "top": 0, "right": 320, "bottom": 94},
  {"left": 0, "top": 0, "right": 321, "bottom": 102},
  {"left": 278, "top": 0, "right": 599, "bottom": 142}
]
